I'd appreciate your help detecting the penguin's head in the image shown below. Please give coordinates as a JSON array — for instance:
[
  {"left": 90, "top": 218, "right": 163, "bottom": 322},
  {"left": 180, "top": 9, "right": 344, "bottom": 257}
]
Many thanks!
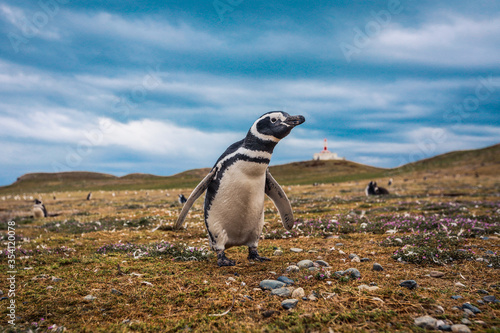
[
  {"left": 250, "top": 111, "right": 305, "bottom": 142},
  {"left": 34, "top": 199, "right": 42, "bottom": 205}
]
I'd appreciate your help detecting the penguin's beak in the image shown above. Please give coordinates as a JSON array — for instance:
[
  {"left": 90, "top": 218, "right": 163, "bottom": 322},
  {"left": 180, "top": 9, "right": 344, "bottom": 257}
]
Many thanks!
[{"left": 284, "top": 115, "right": 305, "bottom": 127}]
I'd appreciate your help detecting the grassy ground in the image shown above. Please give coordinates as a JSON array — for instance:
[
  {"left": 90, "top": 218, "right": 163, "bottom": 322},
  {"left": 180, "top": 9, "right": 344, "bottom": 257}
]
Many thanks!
[{"left": 1, "top": 168, "right": 499, "bottom": 332}]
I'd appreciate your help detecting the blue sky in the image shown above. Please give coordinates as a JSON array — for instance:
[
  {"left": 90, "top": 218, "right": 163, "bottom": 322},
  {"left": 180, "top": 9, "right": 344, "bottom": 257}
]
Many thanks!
[{"left": 1, "top": 0, "right": 499, "bottom": 186}]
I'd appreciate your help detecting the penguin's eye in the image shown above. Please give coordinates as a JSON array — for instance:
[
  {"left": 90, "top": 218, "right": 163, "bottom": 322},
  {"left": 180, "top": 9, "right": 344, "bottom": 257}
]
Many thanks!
[{"left": 270, "top": 118, "right": 277, "bottom": 123}]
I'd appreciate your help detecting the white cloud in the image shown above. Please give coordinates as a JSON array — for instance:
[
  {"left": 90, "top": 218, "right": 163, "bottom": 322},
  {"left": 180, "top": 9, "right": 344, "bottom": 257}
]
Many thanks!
[{"left": 368, "top": 14, "right": 500, "bottom": 66}]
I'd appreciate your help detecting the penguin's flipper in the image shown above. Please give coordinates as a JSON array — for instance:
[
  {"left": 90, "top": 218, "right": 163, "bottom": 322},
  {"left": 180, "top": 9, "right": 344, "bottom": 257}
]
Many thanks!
[
  {"left": 265, "top": 169, "right": 294, "bottom": 230},
  {"left": 174, "top": 167, "right": 217, "bottom": 230}
]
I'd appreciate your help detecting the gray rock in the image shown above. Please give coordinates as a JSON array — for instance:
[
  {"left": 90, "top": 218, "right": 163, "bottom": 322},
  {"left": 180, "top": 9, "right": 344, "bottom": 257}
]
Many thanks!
[
  {"left": 451, "top": 295, "right": 463, "bottom": 300},
  {"left": 477, "top": 289, "right": 489, "bottom": 294},
  {"left": 335, "top": 243, "right": 343, "bottom": 246},
  {"left": 334, "top": 271, "right": 344, "bottom": 276},
  {"left": 83, "top": 295, "right": 96, "bottom": 301},
  {"left": 414, "top": 315, "right": 437, "bottom": 330},
  {"left": 344, "top": 268, "right": 361, "bottom": 279},
  {"left": 297, "top": 260, "right": 314, "bottom": 269},
  {"left": 461, "top": 318, "right": 472, "bottom": 325},
  {"left": 277, "top": 276, "right": 294, "bottom": 285},
  {"left": 286, "top": 265, "right": 300, "bottom": 273},
  {"left": 271, "top": 287, "right": 292, "bottom": 297},
  {"left": 438, "top": 324, "right": 452, "bottom": 331},
  {"left": 348, "top": 253, "right": 359, "bottom": 259},
  {"left": 463, "top": 308, "right": 475, "bottom": 317},
  {"left": 260, "top": 280, "right": 286, "bottom": 290},
  {"left": 360, "top": 258, "right": 371, "bottom": 262},
  {"left": 281, "top": 299, "right": 299, "bottom": 310},
  {"left": 483, "top": 295, "right": 498, "bottom": 303},
  {"left": 51, "top": 276, "right": 62, "bottom": 282},
  {"left": 290, "top": 248, "right": 303, "bottom": 253},
  {"left": 111, "top": 288, "right": 123, "bottom": 296},
  {"left": 476, "top": 300, "right": 485, "bottom": 305},
  {"left": 462, "top": 303, "right": 481, "bottom": 314},
  {"left": 399, "top": 280, "right": 418, "bottom": 290},
  {"left": 315, "top": 260, "right": 329, "bottom": 267},
  {"left": 372, "top": 263, "right": 384, "bottom": 271},
  {"left": 451, "top": 324, "right": 471, "bottom": 333}
]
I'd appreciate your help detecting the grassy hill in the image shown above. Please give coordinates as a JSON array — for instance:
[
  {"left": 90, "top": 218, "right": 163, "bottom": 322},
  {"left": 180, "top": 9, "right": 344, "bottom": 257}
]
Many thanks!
[{"left": 1, "top": 143, "right": 498, "bottom": 194}]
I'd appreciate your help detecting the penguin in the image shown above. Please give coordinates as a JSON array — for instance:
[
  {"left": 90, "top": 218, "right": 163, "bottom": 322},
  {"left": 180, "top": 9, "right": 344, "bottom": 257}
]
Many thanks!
[
  {"left": 87, "top": 192, "right": 92, "bottom": 200},
  {"left": 33, "top": 199, "right": 48, "bottom": 218},
  {"left": 178, "top": 194, "right": 187, "bottom": 204},
  {"left": 365, "top": 181, "right": 389, "bottom": 196},
  {"left": 175, "top": 111, "right": 305, "bottom": 267},
  {"left": 388, "top": 178, "right": 393, "bottom": 186}
]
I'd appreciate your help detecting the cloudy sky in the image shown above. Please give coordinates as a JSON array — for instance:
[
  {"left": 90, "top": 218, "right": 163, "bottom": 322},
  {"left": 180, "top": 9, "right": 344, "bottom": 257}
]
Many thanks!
[{"left": 1, "top": 0, "right": 499, "bottom": 186}]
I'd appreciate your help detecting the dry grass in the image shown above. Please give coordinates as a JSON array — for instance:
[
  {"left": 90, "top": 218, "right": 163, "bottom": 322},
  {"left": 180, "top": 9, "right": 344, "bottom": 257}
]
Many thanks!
[{"left": 1, "top": 170, "right": 499, "bottom": 332}]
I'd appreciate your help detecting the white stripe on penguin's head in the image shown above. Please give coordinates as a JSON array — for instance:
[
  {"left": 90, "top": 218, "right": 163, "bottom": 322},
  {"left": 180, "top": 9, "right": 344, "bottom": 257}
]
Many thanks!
[{"left": 250, "top": 111, "right": 289, "bottom": 142}]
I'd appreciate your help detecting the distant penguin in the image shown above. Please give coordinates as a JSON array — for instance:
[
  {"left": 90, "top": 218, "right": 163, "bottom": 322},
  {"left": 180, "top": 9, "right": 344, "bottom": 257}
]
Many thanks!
[
  {"left": 365, "top": 181, "right": 389, "bottom": 196},
  {"left": 87, "top": 192, "right": 92, "bottom": 200},
  {"left": 175, "top": 111, "right": 305, "bottom": 266},
  {"left": 33, "top": 199, "right": 48, "bottom": 218},
  {"left": 388, "top": 178, "right": 393, "bottom": 186},
  {"left": 178, "top": 194, "right": 187, "bottom": 204}
]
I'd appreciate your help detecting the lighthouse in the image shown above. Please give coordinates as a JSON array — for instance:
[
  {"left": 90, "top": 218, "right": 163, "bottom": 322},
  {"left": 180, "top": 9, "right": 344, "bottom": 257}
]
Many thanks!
[{"left": 313, "top": 139, "right": 345, "bottom": 161}]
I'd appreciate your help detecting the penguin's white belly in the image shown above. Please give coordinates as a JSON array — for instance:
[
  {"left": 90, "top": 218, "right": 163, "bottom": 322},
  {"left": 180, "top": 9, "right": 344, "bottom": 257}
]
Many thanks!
[{"left": 207, "top": 160, "right": 267, "bottom": 248}]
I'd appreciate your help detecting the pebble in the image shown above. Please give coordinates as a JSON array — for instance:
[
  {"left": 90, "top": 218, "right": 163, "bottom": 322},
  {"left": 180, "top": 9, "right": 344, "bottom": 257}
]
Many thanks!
[
  {"left": 477, "top": 289, "right": 489, "bottom": 294},
  {"left": 308, "top": 267, "right": 319, "bottom": 272},
  {"left": 227, "top": 277, "right": 236, "bottom": 282},
  {"left": 111, "top": 289, "right": 123, "bottom": 296},
  {"left": 399, "top": 280, "right": 418, "bottom": 290},
  {"left": 83, "top": 295, "right": 96, "bottom": 301},
  {"left": 461, "top": 318, "right": 472, "bottom": 325},
  {"left": 438, "top": 324, "right": 452, "bottom": 331},
  {"left": 462, "top": 303, "right": 481, "bottom": 314},
  {"left": 483, "top": 295, "right": 498, "bottom": 303},
  {"left": 477, "top": 300, "right": 484, "bottom": 305},
  {"left": 336, "top": 243, "right": 343, "bottom": 246},
  {"left": 451, "top": 324, "right": 471, "bottom": 333},
  {"left": 348, "top": 254, "right": 358, "bottom": 259},
  {"left": 360, "top": 258, "right": 371, "bottom": 262},
  {"left": 273, "top": 249, "right": 283, "bottom": 256},
  {"left": 315, "top": 260, "right": 329, "bottom": 267},
  {"left": 451, "top": 295, "right": 463, "bottom": 300},
  {"left": 290, "top": 248, "right": 303, "bottom": 253},
  {"left": 281, "top": 299, "right": 299, "bottom": 310},
  {"left": 463, "top": 309, "right": 475, "bottom": 317},
  {"left": 338, "top": 250, "right": 345, "bottom": 255},
  {"left": 430, "top": 271, "right": 445, "bottom": 278},
  {"left": 343, "top": 268, "right": 361, "bottom": 279},
  {"left": 277, "top": 276, "right": 294, "bottom": 285},
  {"left": 291, "top": 287, "right": 305, "bottom": 298},
  {"left": 260, "top": 280, "right": 286, "bottom": 290},
  {"left": 51, "top": 276, "right": 63, "bottom": 282},
  {"left": 358, "top": 284, "right": 379, "bottom": 292},
  {"left": 351, "top": 256, "right": 360, "bottom": 263},
  {"left": 372, "top": 263, "right": 384, "bottom": 271},
  {"left": 271, "top": 287, "right": 292, "bottom": 297},
  {"left": 307, "top": 293, "right": 317, "bottom": 301},
  {"left": 414, "top": 315, "right": 437, "bottom": 330},
  {"left": 286, "top": 265, "right": 300, "bottom": 273},
  {"left": 297, "top": 260, "right": 314, "bottom": 269}
]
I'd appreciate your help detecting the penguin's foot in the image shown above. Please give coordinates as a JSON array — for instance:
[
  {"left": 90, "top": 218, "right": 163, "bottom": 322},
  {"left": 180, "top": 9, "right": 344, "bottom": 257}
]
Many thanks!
[
  {"left": 216, "top": 250, "right": 236, "bottom": 267},
  {"left": 248, "top": 247, "right": 271, "bottom": 262}
]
